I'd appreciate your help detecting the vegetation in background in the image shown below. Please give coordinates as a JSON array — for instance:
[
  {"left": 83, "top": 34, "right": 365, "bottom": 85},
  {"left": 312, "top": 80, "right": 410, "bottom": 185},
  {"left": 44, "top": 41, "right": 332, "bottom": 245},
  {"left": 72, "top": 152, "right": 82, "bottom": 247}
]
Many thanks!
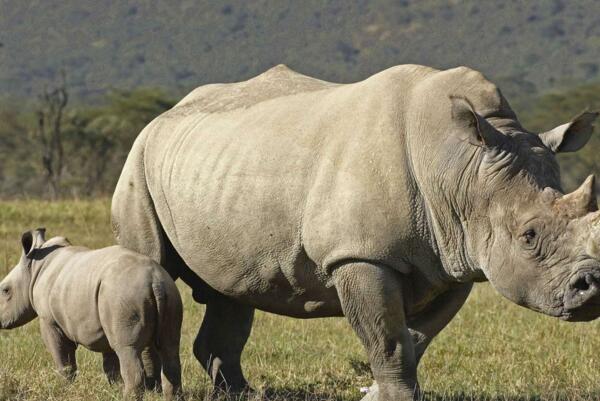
[
  {"left": 2, "top": 0, "right": 600, "bottom": 102},
  {"left": 517, "top": 82, "right": 600, "bottom": 193},
  {"left": 1, "top": 76, "right": 599, "bottom": 199},
  {"left": 1, "top": 0, "right": 599, "bottom": 198},
  {"left": 1, "top": 200, "right": 600, "bottom": 400},
  {"left": 0, "top": 86, "right": 174, "bottom": 198}
]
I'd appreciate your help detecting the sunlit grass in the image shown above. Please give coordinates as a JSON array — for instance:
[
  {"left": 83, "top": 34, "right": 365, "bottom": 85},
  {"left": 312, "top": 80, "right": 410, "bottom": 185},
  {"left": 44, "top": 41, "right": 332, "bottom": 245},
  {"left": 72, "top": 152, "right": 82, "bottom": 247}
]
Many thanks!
[{"left": 1, "top": 200, "right": 600, "bottom": 400}]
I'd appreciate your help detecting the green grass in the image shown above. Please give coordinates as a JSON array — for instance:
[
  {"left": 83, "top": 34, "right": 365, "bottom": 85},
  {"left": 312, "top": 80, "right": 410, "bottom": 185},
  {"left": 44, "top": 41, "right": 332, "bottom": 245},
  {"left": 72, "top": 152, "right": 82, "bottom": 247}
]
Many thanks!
[{"left": 1, "top": 200, "right": 600, "bottom": 400}]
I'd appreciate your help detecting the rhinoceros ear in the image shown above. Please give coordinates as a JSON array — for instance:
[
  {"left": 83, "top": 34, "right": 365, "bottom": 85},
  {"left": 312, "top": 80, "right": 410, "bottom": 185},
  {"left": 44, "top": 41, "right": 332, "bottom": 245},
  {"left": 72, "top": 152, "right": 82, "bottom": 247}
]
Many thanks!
[
  {"left": 539, "top": 111, "right": 598, "bottom": 153},
  {"left": 450, "top": 96, "right": 504, "bottom": 148},
  {"left": 21, "top": 228, "right": 46, "bottom": 258}
]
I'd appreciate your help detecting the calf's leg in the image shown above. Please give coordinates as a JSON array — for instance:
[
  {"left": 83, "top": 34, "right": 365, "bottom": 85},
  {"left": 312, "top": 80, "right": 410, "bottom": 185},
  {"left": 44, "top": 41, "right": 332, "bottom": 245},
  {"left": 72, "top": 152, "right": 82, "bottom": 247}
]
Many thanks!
[
  {"left": 39, "top": 319, "right": 77, "bottom": 381},
  {"left": 157, "top": 290, "right": 183, "bottom": 400},
  {"left": 115, "top": 346, "right": 145, "bottom": 401},
  {"left": 158, "top": 344, "right": 182, "bottom": 400},
  {"left": 333, "top": 262, "right": 419, "bottom": 401},
  {"left": 141, "top": 345, "right": 162, "bottom": 391}
]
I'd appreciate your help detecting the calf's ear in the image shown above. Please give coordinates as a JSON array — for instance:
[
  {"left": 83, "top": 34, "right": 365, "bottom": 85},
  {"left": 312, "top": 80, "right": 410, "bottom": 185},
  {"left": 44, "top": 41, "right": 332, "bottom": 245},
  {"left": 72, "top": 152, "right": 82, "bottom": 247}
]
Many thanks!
[
  {"left": 539, "top": 111, "right": 598, "bottom": 153},
  {"left": 21, "top": 228, "right": 46, "bottom": 257},
  {"left": 450, "top": 96, "right": 505, "bottom": 148}
]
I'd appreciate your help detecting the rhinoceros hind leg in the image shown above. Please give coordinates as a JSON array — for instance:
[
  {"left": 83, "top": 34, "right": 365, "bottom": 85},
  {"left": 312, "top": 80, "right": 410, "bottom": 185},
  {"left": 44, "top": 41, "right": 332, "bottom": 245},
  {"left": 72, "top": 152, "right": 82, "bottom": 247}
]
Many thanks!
[
  {"left": 193, "top": 293, "right": 255, "bottom": 393},
  {"left": 141, "top": 345, "right": 162, "bottom": 391},
  {"left": 115, "top": 347, "right": 145, "bottom": 401},
  {"left": 102, "top": 351, "right": 121, "bottom": 384}
]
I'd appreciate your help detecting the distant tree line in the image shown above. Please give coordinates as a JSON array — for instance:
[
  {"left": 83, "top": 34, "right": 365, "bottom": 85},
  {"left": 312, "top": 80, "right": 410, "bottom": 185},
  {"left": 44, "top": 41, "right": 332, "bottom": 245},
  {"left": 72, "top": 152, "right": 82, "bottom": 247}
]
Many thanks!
[
  {"left": 0, "top": 78, "right": 598, "bottom": 199},
  {"left": 516, "top": 82, "right": 600, "bottom": 194},
  {"left": 0, "top": 79, "right": 175, "bottom": 198}
]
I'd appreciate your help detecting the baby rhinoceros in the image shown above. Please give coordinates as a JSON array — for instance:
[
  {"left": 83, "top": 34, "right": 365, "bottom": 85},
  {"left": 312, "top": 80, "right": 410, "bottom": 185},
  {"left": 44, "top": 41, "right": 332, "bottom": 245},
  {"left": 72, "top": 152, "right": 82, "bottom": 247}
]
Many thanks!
[{"left": 0, "top": 228, "right": 183, "bottom": 401}]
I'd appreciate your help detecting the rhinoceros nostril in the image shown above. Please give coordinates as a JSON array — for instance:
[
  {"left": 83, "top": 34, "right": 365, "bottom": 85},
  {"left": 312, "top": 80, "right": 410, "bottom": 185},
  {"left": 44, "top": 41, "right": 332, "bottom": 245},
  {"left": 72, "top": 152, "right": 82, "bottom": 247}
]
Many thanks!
[
  {"left": 574, "top": 279, "right": 589, "bottom": 292},
  {"left": 565, "top": 273, "right": 600, "bottom": 314},
  {"left": 573, "top": 275, "right": 592, "bottom": 292}
]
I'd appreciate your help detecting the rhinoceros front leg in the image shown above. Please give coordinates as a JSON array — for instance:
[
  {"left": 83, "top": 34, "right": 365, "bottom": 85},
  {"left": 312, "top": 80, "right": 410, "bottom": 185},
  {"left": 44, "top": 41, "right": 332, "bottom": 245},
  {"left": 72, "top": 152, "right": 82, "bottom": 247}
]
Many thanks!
[
  {"left": 333, "top": 262, "right": 419, "bottom": 401},
  {"left": 39, "top": 319, "right": 78, "bottom": 381},
  {"left": 409, "top": 282, "right": 473, "bottom": 364}
]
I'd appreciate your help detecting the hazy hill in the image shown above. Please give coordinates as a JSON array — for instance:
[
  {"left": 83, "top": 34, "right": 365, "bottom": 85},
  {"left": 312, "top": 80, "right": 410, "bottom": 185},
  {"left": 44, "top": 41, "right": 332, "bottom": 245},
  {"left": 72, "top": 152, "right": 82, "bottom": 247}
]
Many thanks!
[{"left": 2, "top": 0, "right": 600, "bottom": 102}]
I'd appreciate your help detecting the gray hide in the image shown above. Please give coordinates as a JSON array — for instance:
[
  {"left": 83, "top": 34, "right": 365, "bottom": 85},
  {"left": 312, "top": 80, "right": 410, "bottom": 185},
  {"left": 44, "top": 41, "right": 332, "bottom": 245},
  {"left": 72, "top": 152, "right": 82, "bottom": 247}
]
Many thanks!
[
  {"left": 112, "top": 64, "right": 599, "bottom": 401},
  {"left": 0, "top": 229, "right": 183, "bottom": 401}
]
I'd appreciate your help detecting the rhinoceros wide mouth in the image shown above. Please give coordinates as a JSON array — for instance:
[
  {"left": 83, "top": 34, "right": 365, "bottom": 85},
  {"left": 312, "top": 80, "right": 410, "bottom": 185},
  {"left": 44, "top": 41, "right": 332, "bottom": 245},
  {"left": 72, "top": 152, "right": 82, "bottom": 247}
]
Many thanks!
[{"left": 561, "top": 304, "right": 600, "bottom": 322}]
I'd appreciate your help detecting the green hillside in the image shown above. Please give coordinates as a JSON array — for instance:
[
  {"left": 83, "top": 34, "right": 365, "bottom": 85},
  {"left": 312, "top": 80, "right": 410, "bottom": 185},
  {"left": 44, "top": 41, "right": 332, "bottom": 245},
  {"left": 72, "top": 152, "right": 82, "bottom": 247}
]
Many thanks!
[
  {"left": 1, "top": 79, "right": 599, "bottom": 198},
  {"left": 1, "top": 0, "right": 599, "bottom": 198},
  {"left": 1, "top": 0, "right": 600, "bottom": 101}
]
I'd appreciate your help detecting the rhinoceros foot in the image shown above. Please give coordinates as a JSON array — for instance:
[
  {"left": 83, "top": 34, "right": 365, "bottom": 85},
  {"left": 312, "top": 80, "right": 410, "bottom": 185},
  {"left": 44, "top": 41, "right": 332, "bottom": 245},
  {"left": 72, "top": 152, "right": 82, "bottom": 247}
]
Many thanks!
[{"left": 360, "top": 381, "right": 379, "bottom": 401}]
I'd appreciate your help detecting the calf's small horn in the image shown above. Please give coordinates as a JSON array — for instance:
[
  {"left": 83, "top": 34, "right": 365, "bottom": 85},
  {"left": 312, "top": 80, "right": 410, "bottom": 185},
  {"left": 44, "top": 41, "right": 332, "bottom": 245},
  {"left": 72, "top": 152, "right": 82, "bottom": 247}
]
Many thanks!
[{"left": 554, "top": 175, "right": 598, "bottom": 218}]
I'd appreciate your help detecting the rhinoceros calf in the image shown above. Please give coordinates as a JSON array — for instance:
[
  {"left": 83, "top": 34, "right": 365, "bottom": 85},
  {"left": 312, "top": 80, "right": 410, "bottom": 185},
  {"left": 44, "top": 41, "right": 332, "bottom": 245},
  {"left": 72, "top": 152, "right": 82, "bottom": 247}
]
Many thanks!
[
  {"left": 0, "top": 229, "right": 183, "bottom": 401},
  {"left": 112, "top": 64, "right": 600, "bottom": 401}
]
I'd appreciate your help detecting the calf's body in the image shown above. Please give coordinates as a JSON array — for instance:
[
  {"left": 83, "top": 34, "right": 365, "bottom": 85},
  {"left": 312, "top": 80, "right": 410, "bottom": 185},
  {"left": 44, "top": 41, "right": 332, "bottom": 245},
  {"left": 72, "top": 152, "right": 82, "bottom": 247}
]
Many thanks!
[{"left": 0, "top": 230, "right": 183, "bottom": 400}]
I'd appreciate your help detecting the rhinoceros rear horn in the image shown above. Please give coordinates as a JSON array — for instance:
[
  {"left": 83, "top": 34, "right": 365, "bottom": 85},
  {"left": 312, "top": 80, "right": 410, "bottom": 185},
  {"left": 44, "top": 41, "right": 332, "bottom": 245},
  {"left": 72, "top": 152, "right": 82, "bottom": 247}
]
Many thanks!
[
  {"left": 539, "top": 111, "right": 598, "bottom": 153},
  {"left": 449, "top": 95, "right": 504, "bottom": 148},
  {"left": 554, "top": 175, "right": 598, "bottom": 218}
]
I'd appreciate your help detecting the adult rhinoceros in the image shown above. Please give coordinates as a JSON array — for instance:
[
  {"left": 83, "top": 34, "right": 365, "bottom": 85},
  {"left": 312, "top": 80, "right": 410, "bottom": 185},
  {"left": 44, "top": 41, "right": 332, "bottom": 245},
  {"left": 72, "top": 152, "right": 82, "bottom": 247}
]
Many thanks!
[{"left": 111, "top": 64, "right": 600, "bottom": 401}]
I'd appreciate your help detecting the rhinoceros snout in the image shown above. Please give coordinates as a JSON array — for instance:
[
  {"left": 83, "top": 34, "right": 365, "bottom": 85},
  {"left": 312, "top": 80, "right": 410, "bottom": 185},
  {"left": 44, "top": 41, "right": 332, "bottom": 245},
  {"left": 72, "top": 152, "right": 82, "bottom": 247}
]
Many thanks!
[{"left": 563, "top": 271, "right": 600, "bottom": 321}]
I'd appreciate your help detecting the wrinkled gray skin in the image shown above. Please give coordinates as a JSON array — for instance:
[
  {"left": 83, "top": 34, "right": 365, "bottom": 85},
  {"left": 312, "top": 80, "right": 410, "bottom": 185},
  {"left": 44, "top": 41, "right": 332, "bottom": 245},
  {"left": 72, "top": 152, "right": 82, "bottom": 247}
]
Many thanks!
[
  {"left": 111, "top": 64, "right": 600, "bottom": 401},
  {"left": 0, "top": 229, "right": 183, "bottom": 401}
]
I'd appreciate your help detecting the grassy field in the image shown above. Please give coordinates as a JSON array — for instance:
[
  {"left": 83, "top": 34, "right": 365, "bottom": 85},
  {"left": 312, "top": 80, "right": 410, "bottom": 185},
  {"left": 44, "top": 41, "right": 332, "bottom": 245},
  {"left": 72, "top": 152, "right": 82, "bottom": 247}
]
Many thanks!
[{"left": 1, "top": 200, "right": 600, "bottom": 401}]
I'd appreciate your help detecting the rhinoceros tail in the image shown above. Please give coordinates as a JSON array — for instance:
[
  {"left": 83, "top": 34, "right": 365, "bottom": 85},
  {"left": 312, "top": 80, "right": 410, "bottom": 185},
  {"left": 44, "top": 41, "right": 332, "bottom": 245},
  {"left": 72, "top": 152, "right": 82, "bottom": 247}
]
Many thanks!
[
  {"left": 151, "top": 273, "right": 183, "bottom": 351},
  {"left": 151, "top": 280, "right": 167, "bottom": 348}
]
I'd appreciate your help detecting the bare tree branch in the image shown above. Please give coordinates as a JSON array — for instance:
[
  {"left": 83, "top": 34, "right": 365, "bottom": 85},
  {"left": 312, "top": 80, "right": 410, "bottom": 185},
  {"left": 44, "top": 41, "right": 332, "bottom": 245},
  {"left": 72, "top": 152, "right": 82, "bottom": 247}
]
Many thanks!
[{"left": 35, "top": 71, "right": 68, "bottom": 199}]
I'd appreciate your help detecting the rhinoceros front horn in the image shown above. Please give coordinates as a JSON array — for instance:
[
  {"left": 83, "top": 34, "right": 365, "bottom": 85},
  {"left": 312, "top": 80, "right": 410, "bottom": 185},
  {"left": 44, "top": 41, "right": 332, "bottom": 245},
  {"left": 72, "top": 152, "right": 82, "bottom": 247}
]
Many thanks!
[{"left": 554, "top": 175, "right": 598, "bottom": 219}]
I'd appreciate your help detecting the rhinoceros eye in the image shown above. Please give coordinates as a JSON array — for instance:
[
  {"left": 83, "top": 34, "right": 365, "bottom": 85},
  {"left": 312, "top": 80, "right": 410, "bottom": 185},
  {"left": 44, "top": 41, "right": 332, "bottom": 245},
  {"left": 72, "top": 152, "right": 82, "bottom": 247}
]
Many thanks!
[{"left": 521, "top": 229, "right": 537, "bottom": 244}]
